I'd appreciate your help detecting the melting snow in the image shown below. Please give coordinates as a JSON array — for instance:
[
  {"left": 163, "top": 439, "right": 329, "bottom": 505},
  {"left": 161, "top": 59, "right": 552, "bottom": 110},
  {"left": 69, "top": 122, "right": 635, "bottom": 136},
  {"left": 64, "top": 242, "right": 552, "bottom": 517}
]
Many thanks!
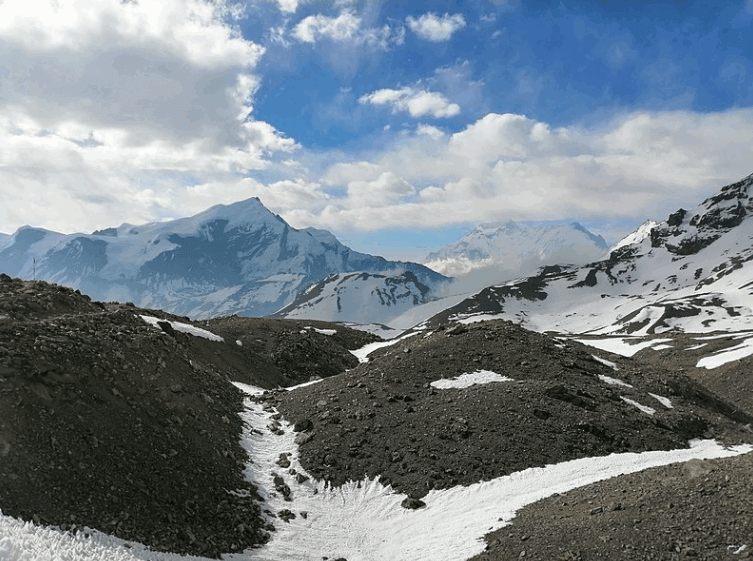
[
  {"left": 304, "top": 326, "right": 337, "bottom": 336},
  {"left": 139, "top": 315, "right": 224, "bottom": 343},
  {"left": 430, "top": 370, "right": 514, "bottom": 390},
  {"left": 621, "top": 396, "right": 656, "bottom": 416},
  {"left": 696, "top": 337, "right": 753, "bottom": 369},
  {"left": 598, "top": 375, "right": 633, "bottom": 388}
]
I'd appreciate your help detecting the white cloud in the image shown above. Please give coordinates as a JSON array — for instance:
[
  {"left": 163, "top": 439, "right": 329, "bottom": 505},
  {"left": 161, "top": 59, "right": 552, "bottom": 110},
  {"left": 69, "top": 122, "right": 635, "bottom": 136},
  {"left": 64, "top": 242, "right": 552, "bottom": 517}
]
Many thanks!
[
  {"left": 271, "top": 0, "right": 304, "bottom": 14},
  {"left": 0, "top": 0, "right": 296, "bottom": 234},
  {"left": 292, "top": 10, "right": 399, "bottom": 49},
  {"left": 417, "top": 124, "right": 445, "bottom": 139},
  {"left": 282, "top": 109, "right": 753, "bottom": 233},
  {"left": 406, "top": 12, "right": 466, "bottom": 42},
  {"left": 359, "top": 87, "right": 460, "bottom": 118}
]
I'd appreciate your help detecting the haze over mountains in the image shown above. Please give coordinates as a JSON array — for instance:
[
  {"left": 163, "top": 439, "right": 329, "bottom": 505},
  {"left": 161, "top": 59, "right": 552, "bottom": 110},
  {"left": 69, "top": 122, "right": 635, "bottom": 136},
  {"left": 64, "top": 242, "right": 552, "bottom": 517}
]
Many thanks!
[{"left": 423, "top": 220, "right": 609, "bottom": 277}]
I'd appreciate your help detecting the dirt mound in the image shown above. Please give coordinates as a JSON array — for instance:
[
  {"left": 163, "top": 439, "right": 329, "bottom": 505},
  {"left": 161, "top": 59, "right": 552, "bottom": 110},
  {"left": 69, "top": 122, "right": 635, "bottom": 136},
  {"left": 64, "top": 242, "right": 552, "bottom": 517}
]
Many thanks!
[
  {"left": 471, "top": 451, "right": 753, "bottom": 560},
  {"left": 0, "top": 277, "right": 375, "bottom": 558},
  {"left": 274, "top": 320, "right": 753, "bottom": 500}
]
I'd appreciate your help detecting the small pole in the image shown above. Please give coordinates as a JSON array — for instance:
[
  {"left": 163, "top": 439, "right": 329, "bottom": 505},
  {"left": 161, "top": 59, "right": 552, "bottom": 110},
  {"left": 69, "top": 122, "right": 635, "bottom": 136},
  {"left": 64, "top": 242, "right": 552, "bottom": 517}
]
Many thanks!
[{"left": 33, "top": 257, "right": 36, "bottom": 281}]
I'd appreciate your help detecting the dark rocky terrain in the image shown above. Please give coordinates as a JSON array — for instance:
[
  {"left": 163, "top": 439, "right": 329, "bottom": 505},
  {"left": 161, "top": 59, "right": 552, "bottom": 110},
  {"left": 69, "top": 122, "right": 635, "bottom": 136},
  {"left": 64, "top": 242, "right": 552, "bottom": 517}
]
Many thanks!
[
  {"left": 273, "top": 320, "right": 753, "bottom": 500},
  {"left": 472, "top": 451, "right": 753, "bottom": 561},
  {"left": 0, "top": 275, "right": 375, "bottom": 558},
  {"left": 3, "top": 274, "right": 753, "bottom": 560}
]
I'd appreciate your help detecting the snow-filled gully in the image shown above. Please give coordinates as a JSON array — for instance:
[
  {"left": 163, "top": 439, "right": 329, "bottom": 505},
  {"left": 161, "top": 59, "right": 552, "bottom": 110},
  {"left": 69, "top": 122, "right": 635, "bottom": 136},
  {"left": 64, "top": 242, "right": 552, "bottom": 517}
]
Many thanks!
[{"left": 1, "top": 383, "right": 752, "bottom": 561}]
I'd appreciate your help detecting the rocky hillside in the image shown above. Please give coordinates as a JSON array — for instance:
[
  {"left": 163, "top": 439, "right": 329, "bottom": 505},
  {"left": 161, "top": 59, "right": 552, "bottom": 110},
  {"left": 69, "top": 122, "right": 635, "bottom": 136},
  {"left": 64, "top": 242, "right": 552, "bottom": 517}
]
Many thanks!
[
  {"left": 272, "top": 320, "right": 753, "bottom": 500},
  {"left": 424, "top": 173, "right": 753, "bottom": 336},
  {"left": 0, "top": 275, "right": 376, "bottom": 558}
]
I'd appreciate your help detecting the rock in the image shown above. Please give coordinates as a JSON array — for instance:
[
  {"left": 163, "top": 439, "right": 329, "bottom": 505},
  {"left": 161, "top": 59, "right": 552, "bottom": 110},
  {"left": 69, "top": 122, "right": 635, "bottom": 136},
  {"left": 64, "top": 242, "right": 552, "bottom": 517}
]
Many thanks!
[
  {"left": 277, "top": 453, "right": 291, "bottom": 468},
  {"left": 293, "top": 419, "right": 313, "bottom": 432},
  {"left": 400, "top": 497, "right": 426, "bottom": 510}
]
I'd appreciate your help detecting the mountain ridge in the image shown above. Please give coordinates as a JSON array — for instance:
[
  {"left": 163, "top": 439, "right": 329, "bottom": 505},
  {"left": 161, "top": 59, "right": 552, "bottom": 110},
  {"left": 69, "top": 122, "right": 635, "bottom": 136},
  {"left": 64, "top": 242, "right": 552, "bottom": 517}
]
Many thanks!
[{"left": 0, "top": 198, "right": 447, "bottom": 320}]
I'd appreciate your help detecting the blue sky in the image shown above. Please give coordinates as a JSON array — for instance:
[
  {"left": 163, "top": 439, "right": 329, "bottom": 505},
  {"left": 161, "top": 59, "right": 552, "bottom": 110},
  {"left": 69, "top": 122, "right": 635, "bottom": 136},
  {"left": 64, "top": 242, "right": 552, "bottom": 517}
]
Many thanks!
[{"left": 1, "top": 0, "right": 753, "bottom": 261}]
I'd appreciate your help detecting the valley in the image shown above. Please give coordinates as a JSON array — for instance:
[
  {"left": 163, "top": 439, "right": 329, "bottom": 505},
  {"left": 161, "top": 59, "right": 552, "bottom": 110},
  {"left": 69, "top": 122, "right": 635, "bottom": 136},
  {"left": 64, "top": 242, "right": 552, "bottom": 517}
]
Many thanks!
[{"left": 3, "top": 173, "right": 753, "bottom": 560}]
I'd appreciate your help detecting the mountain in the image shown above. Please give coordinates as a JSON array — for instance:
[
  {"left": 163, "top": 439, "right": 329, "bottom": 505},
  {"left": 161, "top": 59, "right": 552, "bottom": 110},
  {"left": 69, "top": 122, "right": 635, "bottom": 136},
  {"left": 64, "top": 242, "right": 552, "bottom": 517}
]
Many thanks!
[
  {"left": 423, "top": 220, "right": 609, "bottom": 277},
  {"left": 273, "top": 270, "right": 436, "bottom": 333},
  {"left": 424, "top": 173, "right": 753, "bottom": 336},
  {"left": 0, "top": 198, "right": 447, "bottom": 319}
]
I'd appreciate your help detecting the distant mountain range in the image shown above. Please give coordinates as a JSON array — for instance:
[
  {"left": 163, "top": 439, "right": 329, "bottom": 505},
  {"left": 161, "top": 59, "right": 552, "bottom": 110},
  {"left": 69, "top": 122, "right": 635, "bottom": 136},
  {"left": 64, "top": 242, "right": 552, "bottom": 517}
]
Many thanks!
[
  {"left": 423, "top": 220, "right": 609, "bottom": 277},
  {"left": 0, "top": 198, "right": 446, "bottom": 319},
  {"left": 424, "top": 173, "right": 753, "bottom": 336}
]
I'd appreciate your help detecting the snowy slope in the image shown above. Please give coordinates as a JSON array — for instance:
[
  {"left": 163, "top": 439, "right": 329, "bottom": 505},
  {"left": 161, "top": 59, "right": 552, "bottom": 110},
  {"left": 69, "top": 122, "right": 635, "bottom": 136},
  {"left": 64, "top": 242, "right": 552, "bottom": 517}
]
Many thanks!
[
  {"left": 424, "top": 220, "right": 609, "bottom": 277},
  {"left": 426, "top": 173, "right": 753, "bottom": 336},
  {"left": 0, "top": 199, "right": 446, "bottom": 319},
  {"left": 274, "top": 271, "right": 436, "bottom": 326}
]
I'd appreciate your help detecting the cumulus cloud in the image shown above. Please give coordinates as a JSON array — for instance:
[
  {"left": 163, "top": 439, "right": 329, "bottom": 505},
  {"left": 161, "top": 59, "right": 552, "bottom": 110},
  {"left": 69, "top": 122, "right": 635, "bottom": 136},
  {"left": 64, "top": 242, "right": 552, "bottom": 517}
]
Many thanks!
[
  {"left": 359, "top": 87, "right": 460, "bottom": 118},
  {"left": 406, "top": 12, "right": 466, "bottom": 42},
  {"left": 281, "top": 109, "right": 753, "bottom": 233},
  {"left": 292, "top": 10, "right": 400, "bottom": 49},
  {"left": 0, "top": 0, "right": 296, "bottom": 233}
]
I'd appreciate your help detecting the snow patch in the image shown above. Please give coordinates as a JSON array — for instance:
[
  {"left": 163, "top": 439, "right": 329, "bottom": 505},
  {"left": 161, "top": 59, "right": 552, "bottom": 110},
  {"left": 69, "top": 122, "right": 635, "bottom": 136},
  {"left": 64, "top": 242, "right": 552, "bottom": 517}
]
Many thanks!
[
  {"left": 575, "top": 338, "right": 672, "bottom": 358},
  {"left": 598, "top": 375, "right": 633, "bottom": 388},
  {"left": 649, "top": 393, "right": 673, "bottom": 409},
  {"left": 621, "top": 396, "right": 656, "bottom": 416},
  {"left": 139, "top": 315, "right": 224, "bottom": 342},
  {"left": 592, "top": 355, "right": 618, "bottom": 370},
  {"left": 430, "top": 370, "right": 514, "bottom": 390},
  {"left": 349, "top": 331, "right": 420, "bottom": 363},
  {"left": 697, "top": 337, "right": 753, "bottom": 369}
]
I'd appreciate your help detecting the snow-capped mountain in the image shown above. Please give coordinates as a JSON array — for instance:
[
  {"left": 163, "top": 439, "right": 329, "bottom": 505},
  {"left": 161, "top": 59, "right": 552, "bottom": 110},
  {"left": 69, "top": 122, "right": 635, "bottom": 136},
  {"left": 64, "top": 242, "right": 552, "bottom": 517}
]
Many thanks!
[
  {"left": 423, "top": 220, "right": 609, "bottom": 277},
  {"left": 273, "top": 271, "right": 435, "bottom": 332},
  {"left": 0, "top": 198, "right": 447, "bottom": 319},
  {"left": 424, "top": 173, "right": 753, "bottom": 336}
]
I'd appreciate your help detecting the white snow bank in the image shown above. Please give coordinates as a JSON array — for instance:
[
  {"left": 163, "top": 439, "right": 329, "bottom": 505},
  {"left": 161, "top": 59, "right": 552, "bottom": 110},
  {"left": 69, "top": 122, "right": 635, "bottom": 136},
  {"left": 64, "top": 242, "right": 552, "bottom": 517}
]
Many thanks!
[
  {"left": 621, "top": 396, "right": 656, "bottom": 416},
  {"left": 349, "top": 331, "right": 420, "bottom": 363},
  {"left": 431, "top": 370, "right": 513, "bottom": 390},
  {"left": 575, "top": 338, "right": 671, "bottom": 358},
  {"left": 592, "top": 355, "right": 618, "bottom": 370},
  {"left": 598, "top": 375, "right": 633, "bottom": 388},
  {"left": 139, "top": 315, "right": 224, "bottom": 343},
  {"left": 697, "top": 337, "right": 753, "bottom": 369}
]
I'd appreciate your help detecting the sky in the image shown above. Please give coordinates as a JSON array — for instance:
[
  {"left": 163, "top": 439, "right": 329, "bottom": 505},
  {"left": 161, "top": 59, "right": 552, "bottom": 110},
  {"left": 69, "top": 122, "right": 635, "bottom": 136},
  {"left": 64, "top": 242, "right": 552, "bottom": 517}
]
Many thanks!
[{"left": 1, "top": 0, "right": 753, "bottom": 261}]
